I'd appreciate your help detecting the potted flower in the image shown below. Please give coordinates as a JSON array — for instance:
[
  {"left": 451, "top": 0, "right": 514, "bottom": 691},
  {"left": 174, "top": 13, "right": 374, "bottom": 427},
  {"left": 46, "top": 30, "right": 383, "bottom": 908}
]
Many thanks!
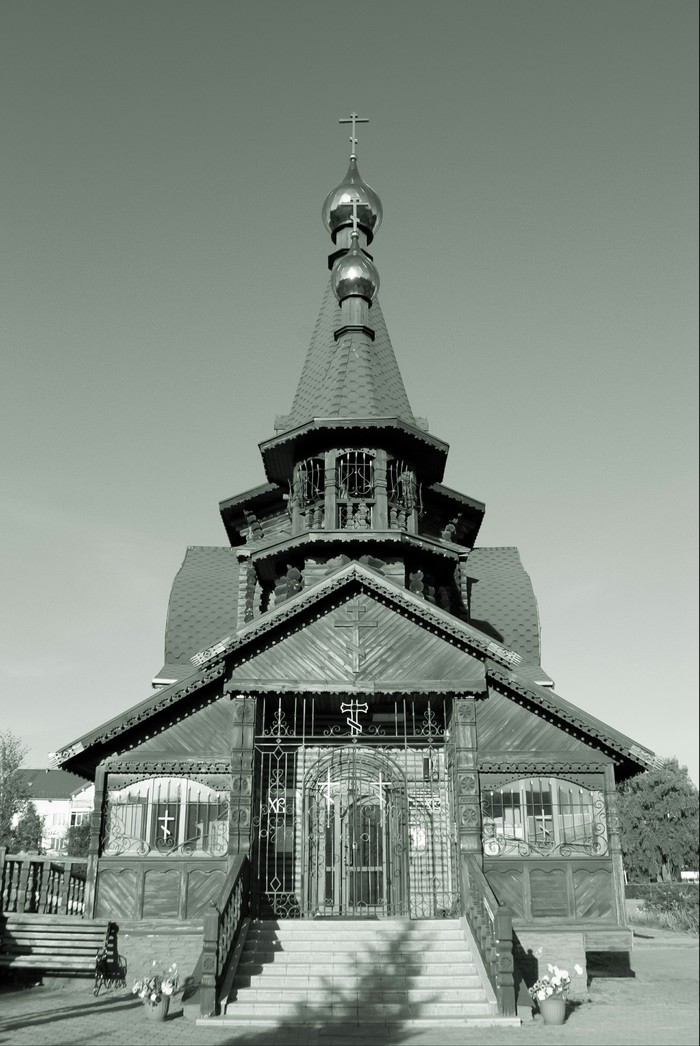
[
  {"left": 132, "top": 961, "right": 179, "bottom": 1021},
  {"left": 529, "top": 963, "right": 583, "bottom": 1025}
]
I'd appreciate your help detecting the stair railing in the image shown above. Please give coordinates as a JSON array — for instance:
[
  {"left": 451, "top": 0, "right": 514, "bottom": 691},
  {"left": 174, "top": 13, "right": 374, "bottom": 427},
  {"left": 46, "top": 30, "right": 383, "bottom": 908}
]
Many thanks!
[
  {"left": 463, "top": 854, "right": 516, "bottom": 1016},
  {"left": 200, "top": 853, "right": 250, "bottom": 1017},
  {"left": 0, "top": 850, "right": 87, "bottom": 917}
]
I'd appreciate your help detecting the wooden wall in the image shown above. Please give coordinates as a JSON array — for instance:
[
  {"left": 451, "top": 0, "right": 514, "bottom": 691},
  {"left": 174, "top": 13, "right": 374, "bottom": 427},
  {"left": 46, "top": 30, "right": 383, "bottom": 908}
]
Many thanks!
[
  {"left": 484, "top": 859, "right": 616, "bottom": 923},
  {"left": 94, "top": 858, "right": 227, "bottom": 921}
]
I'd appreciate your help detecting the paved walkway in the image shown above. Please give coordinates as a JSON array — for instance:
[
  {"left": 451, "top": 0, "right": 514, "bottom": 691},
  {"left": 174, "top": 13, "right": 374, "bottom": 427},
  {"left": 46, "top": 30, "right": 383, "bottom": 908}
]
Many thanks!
[{"left": 0, "top": 929, "right": 697, "bottom": 1046}]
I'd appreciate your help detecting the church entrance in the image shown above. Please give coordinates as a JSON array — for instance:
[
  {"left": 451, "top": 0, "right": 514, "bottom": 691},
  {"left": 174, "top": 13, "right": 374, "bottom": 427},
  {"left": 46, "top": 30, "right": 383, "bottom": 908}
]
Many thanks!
[
  {"left": 305, "top": 747, "right": 407, "bottom": 917},
  {"left": 250, "top": 695, "right": 459, "bottom": 920}
]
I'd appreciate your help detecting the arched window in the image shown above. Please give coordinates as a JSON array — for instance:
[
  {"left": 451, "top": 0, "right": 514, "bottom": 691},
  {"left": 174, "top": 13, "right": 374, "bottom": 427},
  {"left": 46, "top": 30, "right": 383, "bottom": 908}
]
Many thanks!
[
  {"left": 336, "top": 451, "right": 375, "bottom": 529},
  {"left": 481, "top": 777, "right": 607, "bottom": 858},
  {"left": 103, "top": 776, "right": 229, "bottom": 857}
]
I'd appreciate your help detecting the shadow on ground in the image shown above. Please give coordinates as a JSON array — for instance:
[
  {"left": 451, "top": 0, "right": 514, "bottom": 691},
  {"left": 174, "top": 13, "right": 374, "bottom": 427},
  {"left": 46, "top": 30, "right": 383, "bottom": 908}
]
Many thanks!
[{"left": 215, "top": 920, "right": 442, "bottom": 1044}]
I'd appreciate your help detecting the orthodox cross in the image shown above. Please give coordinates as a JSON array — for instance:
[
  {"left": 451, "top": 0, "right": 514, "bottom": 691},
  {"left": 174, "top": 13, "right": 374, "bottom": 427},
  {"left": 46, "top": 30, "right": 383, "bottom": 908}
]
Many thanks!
[
  {"left": 334, "top": 598, "right": 377, "bottom": 674},
  {"left": 339, "top": 111, "right": 369, "bottom": 157},
  {"left": 340, "top": 699, "right": 369, "bottom": 736},
  {"left": 348, "top": 193, "right": 362, "bottom": 235},
  {"left": 320, "top": 768, "right": 335, "bottom": 826},
  {"left": 158, "top": 809, "right": 175, "bottom": 840},
  {"left": 371, "top": 771, "right": 389, "bottom": 808}
]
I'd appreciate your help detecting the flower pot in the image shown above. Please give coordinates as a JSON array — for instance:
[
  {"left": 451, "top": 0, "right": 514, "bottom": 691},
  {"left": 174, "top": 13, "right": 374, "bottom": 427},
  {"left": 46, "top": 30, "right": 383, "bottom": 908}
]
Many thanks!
[
  {"left": 144, "top": 996, "right": 170, "bottom": 1021},
  {"left": 539, "top": 995, "right": 566, "bottom": 1025}
]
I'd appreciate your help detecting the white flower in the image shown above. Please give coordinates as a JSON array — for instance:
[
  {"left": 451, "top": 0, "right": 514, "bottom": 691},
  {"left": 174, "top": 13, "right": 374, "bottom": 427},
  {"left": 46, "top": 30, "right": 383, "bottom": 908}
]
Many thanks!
[{"left": 537, "top": 989, "right": 547, "bottom": 1001}]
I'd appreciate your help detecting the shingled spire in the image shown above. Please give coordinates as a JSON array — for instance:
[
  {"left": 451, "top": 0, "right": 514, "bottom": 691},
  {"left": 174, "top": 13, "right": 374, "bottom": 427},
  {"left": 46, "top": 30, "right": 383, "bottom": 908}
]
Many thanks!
[{"left": 274, "top": 117, "right": 416, "bottom": 434}]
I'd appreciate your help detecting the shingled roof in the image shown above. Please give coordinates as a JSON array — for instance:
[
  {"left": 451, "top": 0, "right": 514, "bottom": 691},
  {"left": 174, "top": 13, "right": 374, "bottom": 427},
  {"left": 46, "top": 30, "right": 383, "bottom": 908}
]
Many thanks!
[
  {"left": 153, "top": 546, "right": 240, "bottom": 683},
  {"left": 276, "top": 279, "right": 416, "bottom": 431},
  {"left": 467, "top": 547, "right": 542, "bottom": 667}
]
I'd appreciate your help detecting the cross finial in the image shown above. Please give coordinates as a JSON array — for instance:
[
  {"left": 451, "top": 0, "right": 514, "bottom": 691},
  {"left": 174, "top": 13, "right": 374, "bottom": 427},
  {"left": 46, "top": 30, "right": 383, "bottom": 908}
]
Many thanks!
[
  {"left": 338, "top": 111, "right": 369, "bottom": 158},
  {"left": 348, "top": 193, "right": 361, "bottom": 235}
]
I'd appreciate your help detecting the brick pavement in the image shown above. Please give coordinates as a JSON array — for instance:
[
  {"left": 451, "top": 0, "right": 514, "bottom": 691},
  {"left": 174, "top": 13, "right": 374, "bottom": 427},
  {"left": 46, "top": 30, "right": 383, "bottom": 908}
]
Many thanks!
[{"left": 0, "top": 930, "right": 697, "bottom": 1046}]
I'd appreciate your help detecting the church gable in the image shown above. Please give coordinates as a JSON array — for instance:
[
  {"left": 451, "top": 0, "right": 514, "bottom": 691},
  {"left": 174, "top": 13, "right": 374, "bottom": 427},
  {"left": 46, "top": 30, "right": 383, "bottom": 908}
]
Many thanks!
[
  {"left": 109, "top": 699, "right": 236, "bottom": 762},
  {"left": 226, "top": 591, "right": 486, "bottom": 692},
  {"left": 477, "top": 689, "right": 611, "bottom": 765}
]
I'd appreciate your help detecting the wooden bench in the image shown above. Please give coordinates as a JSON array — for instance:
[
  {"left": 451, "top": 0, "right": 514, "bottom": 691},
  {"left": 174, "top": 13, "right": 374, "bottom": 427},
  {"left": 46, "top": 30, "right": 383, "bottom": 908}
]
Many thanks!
[{"left": 0, "top": 915, "right": 120, "bottom": 986}]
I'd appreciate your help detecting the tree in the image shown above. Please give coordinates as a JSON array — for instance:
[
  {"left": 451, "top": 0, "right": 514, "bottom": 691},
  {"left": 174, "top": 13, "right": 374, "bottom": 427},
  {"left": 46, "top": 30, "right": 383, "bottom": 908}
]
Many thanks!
[
  {"left": 65, "top": 822, "right": 91, "bottom": 858},
  {"left": 618, "top": 758, "right": 699, "bottom": 881},
  {"left": 10, "top": 801, "right": 44, "bottom": 853},
  {"left": 0, "top": 730, "right": 30, "bottom": 849}
]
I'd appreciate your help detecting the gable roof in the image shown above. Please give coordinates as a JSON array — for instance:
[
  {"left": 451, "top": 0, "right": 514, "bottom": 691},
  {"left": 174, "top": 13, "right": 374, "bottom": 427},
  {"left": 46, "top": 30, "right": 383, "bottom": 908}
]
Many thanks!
[
  {"left": 56, "top": 562, "right": 654, "bottom": 779},
  {"left": 154, "top": 542, "right": 543, "bottom": 684},
  {"left": 16, "top": 769, "right": 89, "bottom": 800},
  {"left": 275, "top": 280, "right": 417, "bottom": 431}
]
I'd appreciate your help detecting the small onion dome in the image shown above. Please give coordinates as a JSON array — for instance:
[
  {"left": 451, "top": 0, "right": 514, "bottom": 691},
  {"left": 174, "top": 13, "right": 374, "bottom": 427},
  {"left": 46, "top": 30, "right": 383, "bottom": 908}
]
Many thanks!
[
  {"left": 331, "top": 231, "right": 380, "bottom": 303},
  {"left": 322, "top": 157, "right": 383, "bottom": 243}
]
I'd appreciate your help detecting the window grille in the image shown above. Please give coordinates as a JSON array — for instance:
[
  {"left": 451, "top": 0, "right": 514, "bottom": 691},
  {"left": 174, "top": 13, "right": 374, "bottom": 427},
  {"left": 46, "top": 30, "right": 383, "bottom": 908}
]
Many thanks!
[
  {"left": 103, "top": 776, "right": 229, "bottom": 857},
  {"left": 295, "top": 458, "right": 325, "bottom": 529},
  {"left": 387, "top": 459, "right": 415, "bottom": 529},
  {"left": 336, "top": 452, "right": 374, "bottom": 529},
  {"left": 481, "top": 777, "right": 607, "bottom": 858}
]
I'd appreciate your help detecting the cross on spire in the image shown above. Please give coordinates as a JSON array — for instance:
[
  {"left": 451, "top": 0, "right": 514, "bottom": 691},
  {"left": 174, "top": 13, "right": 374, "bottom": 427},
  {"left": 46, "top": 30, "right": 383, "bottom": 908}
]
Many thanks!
[{"left": 339, "top": 111, "right": 369, "bottom": 158}]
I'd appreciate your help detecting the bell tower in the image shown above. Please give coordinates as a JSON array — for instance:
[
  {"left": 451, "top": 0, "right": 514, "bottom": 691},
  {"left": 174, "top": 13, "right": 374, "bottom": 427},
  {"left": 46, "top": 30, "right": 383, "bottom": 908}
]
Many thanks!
[{"left": 219, "top": 115, "right": 486, "bottom": 619}]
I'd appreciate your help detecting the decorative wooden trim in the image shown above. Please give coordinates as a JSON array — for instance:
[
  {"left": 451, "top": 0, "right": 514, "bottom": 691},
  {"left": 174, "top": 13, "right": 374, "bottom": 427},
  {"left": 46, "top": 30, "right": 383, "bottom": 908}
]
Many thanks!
[
  {"left": 103, "top": 759, "right": 231, "bottom": 775},
  {"left": 479, "top": 765, "right": 608, "bottom": 784}
]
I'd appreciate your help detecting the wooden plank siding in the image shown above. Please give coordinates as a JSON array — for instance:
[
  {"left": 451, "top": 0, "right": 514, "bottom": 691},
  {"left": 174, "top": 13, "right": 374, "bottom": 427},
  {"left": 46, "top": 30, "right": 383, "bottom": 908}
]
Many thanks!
[
  {"left": 227, "top": 592, "right": 486, "bottom": 690},
  {"left": 477, "top": 690, "right": 600, "bottom": 756},
  {"left": 108, "top": 700, "right": 237, "bottom": 760},
  {"left": 95, "top": 859, "right": 226, "bottom": 921},
  {"left": 485, "top": 861, "right": 616, "bottom": 923}
]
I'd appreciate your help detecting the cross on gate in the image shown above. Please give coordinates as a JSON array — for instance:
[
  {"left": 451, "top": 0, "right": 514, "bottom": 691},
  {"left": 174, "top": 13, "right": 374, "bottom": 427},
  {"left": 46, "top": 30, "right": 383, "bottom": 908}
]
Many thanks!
[
  {"left": 158, "top": 809, "right": 175, "bottom": 840},
  {"left": 340, "top": 699, "right": 369, "bottom": 736},
  {"left": 371, "top": 771, "right": 389, "bottom": 808},
  {"left": 334, "top": 598, "right": 378, "bottom": 674},
  {"left": 339, "top": 111, "right": 369, "bottom": 157}
]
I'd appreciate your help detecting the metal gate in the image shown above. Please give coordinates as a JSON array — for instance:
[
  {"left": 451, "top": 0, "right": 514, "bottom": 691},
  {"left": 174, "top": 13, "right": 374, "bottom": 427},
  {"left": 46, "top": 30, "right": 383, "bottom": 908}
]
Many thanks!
[{"left": 251, "top": 696, "right": 459, "bottom": 919}]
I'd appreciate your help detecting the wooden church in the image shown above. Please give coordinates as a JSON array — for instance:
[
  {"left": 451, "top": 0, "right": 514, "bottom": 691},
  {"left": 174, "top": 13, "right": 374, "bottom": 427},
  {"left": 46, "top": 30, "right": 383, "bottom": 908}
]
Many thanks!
[{"left": 55, "top": 119, "right": 655, "bottom": 1018}]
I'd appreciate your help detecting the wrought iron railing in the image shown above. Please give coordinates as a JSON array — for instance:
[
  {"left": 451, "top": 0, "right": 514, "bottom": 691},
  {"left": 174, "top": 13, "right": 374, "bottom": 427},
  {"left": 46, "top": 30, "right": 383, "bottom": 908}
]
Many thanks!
[
  {"left": 0, "top": 850, "right": 87, "bottom": 917},
  {"left": 200, "top": 853, "right": 250, "bottom": 1017},
  {"left": 463, "top": 854, "right": 516, "bottom": 1016}
]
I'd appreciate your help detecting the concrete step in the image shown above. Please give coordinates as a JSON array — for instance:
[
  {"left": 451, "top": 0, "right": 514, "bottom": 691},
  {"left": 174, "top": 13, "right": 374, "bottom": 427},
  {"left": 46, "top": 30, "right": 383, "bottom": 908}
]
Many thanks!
[
  {"left": 231, "top": 986, "right": 490, "bottom": 1004},
  {"left": 233, "top": 972, "right": 483, "bottom": 990},
  {"left": 219, "top": 1001, "right": 495, "bottom": 1019}
]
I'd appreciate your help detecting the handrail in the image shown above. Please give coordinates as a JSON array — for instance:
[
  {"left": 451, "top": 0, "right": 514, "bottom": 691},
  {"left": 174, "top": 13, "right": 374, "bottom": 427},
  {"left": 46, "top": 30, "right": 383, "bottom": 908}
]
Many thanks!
[
  {"left": 199, "top": 853, "right": 250, "bottom": 1017},
  {"left": 464, "top": 854, "right": 516, "bottom": 1016},
  {"left": 0, "top": 851, "right": 87, "bottom": 917}
]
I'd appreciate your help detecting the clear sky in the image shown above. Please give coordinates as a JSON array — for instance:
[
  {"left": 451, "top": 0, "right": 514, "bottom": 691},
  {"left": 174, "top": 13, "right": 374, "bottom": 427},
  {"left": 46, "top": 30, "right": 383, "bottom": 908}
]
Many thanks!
[{"left": 1, "top": 1, "right": 697, "bottom": 784}]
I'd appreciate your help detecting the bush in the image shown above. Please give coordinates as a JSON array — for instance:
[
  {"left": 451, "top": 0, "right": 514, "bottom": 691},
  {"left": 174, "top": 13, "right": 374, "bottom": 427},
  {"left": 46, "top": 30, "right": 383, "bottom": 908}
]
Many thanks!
[
  {"left": 626, "top": 882, "right": 698, "bottom": 901},
  {"left": 627, "top": 882, "right": 699, "bottom": 934}
]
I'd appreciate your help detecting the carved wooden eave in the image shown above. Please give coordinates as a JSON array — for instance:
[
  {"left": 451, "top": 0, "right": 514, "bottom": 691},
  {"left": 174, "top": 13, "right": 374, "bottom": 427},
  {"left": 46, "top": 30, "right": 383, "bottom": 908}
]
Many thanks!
[
  {"left": 259, "top": 417, "right": 449, "bottom": 486},
  {"left": 248, "top": 528, "right": 465, "bottom": 583}
]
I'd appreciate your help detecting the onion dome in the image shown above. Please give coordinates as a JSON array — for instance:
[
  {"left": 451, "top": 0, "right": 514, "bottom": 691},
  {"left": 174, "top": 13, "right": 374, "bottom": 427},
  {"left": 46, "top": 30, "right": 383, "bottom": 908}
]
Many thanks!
[
  {"left": 322, "top": 157, "right": 383, "bottom": 243},
  {"left": 331, "top": 230, "right": 380, "bottom": 304}
]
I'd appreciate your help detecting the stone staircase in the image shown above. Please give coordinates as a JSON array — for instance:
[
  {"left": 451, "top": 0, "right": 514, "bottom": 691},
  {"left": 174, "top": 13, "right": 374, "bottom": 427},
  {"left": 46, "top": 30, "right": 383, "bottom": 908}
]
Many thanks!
[{"left": 200, "top": 917, "right": 520, "bottom": 1028}]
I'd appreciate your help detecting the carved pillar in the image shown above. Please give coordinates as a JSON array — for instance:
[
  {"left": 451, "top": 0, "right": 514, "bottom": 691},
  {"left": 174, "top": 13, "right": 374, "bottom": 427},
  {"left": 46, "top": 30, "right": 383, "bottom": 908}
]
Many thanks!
[
  {"left": 374, "top": 449, "right": 388, "bottom": 530},
  {"left": 229, "top": 696, "right": 256, "bottom": 855},
  {"left": 84, "top": 763, "right": 107, "bottom": 917},
  {"left": 604, "top": 763, "right": 627, "bottom": 926},
  {"left": 324, "top": 452, "right": 337, "bottom": 530},
  {"left": 451, "top": 697, "right": 481, "bottom": 854}
]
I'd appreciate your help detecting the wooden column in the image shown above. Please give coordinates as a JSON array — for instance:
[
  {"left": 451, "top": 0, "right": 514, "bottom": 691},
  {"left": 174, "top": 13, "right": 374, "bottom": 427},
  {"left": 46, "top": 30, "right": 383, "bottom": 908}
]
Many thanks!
[
  {"left": 84, "top": 763, "right": 106, "bottom": 918},
  {"left": 604, "top": 763, "right": 627, "bottom": 926},
  {"left": 229, "top": 696, "right": 256, "bottom": 855},
  {"left": 452, "top": 697, "right": 481, "bottom": 854},
  {"left": 374, "top": 449, "right": 388, "bottom": 530},
  {"left": 324, "top": 452, "right": 337, "bottom": 530}
]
